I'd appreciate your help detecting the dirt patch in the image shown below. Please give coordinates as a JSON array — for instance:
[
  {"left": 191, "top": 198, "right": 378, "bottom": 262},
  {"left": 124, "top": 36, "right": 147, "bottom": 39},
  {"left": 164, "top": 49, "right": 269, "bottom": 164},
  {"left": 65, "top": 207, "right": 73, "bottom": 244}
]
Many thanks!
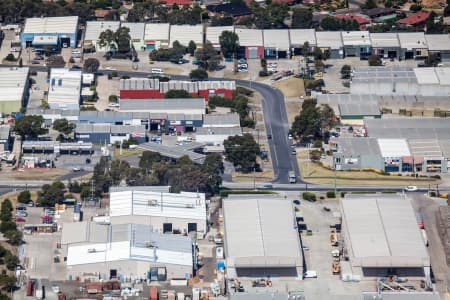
[
  {"left": 233, "top": 169, "right": 274, "bottom": 182},
  {"left": 13, "top": 168, "right": 69, "bottom": 180},
  {"left": 286, "top": 99, "right": 302, "bottom": 125},
  {"left": 273, "top": 77, "right": 305, "bottom": 98},
  {"left": 0, "top": 190, "right": 39, "bottom": 208}
]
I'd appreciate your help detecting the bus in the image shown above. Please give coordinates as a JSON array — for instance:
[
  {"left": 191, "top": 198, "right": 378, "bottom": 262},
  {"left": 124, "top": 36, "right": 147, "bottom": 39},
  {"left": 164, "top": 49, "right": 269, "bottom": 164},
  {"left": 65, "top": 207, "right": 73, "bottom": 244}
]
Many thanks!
[{"left": 289, "top": 171, "right": 297, "bottom": 183}]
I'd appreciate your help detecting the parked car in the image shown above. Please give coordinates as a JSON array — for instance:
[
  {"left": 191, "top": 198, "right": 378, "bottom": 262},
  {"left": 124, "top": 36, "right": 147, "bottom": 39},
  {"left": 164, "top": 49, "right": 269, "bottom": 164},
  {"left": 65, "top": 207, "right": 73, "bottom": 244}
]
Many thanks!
[
  {"left": 27, "top": 201, "right": 34, "bottom": 207},
  {"left": 293, "top": 200, "right": 301, "bottom": 205},
  {"left": 72, "top": 167, "right": 82, "bottom": 172},
  {"left": 15, "top": 211, "right": 27, "bottom": 217},
  {"left": 108, "top": 102, "right": 120, "bottom": 107},
  {"left": 404, "top": 185, "right": 418, "bottom": 192},
  {"left": 303, "top": 270, "right": 317, "bottom": 278}
]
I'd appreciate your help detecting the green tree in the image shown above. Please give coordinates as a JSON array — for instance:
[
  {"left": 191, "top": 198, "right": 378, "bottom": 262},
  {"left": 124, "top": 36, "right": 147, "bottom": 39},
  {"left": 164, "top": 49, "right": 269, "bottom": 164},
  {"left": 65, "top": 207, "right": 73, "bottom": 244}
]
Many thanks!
[
  {"left": 139, "top": 151, "right": 163, "bottom": 170},
  {"left": 13, "top": 115, "right": 48, "bottom": 139},
  {"left": 0, "top": 274, "right": 16, "bottom": 291},
  {"left": 291, "top": 8, "right": 313, "bottom": 28},
  {"left": 109, "top": 160, "right": 130, "bottom": 185},
  {"left": 38, "top": 183, "right": 65, "bottom": 207},
  {"left": 83, "top": 58, "right": 100, "bottom": 73},
  {"left": 53, "top": 118, "right": 75, "bottom": 136},
  {"left": 4, "top": 54, "right": 15, "bottom": 62},
  {"left": 291, "top": 99, "right": 321, "bottom": 140},
  {"left": 114, "top": 26, "right": 132, "bottom": 53},
  {"left": 188, "top": 40, "right": 197, "bottom": 56},
  {"left": 409, "top": 4, "right": 422, "bottom": 11},
  {"left": 46, "top": 55, "right": 66, "bottom": 68},
  {"left": 368, "top": 54, "right": 382, "bottom": 66},
  {"left": 165, "top": 89, "right": 191, "bottom": 98},
  {"left": 4, "top": 252, "right": 19, "bottom": 271},
  {"left": 17, "top": 190, "right": 31, "bottom": 204},
  {"left": 224, "top": 134, "right": 261, "bottom": 172},
  {"left": 211, "top": 14, "right": 234, "bottom": 26},
  {"left": 219, "top": 30, "right": 240, "bottom": 59},
  {"left": 0, "top": 222, "right": 16, "bottom": 234},
  {"left": 195, "top": 42, "right": 223, "bottom": 71},
  {"left": 340, "top": 64, "right": 352, "bottom": 79},
  {"left": 98, "top": 29, "right": 115, "bottom": 52},
  {"left": 189, "top": 69, "right": 209, "bottom": 81},
  {"left": 202, "top": 153, "right": 224, "bottom": 194},
  {"left": 4, "top": 230, "right": 22, "bottom": 246}
]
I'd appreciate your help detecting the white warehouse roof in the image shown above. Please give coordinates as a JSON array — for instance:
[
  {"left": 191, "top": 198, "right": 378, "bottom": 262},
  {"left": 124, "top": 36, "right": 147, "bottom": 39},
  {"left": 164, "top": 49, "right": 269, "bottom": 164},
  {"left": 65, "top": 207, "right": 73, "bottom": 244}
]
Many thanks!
[
  {"left": 341, "top": 31, "right": 371, "bottom": 46},
  {"left": 315, "top": 31, "right": 343, "bottom": 49},
  {"left": 23, "top": 16, "right": 78, "bottom": 34},
  {"left": 235, "top": 28, "right": 263, "bottom": 46},
  {"left": 206, "top": 26, "right": 234, "bottom": 46},
  {"left": 263, "top": 29, "right": 290, "bottom": 50},
  {"left": 341, "top": 194, "right": 429, "bottom": 268},
  {"left": 370, "top": 33, "right": 400, "bottom": 48},
  {"left": 110, "top": 190, "right": 207, "bottom": 222},
  {"left": 85, "top": 21, "right": 120, "bottom": 41},
  {"left": 0, "top": 67, "right": 29, "bottom": 103},
  {"left": 47, "top": 69, "right": 82, "bottom": 109},
  {"left": 121, "top": 22, "right": 145, "bottom": 40},
  {"left": 398, "top": 32, "right": 427, "bottom": 50},
  {"left": 144, "top": 23, "right": 170, "bottom": 42},
  {"left": 289, "top": 29, "right": 317, "bottom": 46},
  {"left": 377, "top": 138, "right": 410, "bottom": 157},
  {"left": 425, "top": 34, "right": 450, "bottom": 51},
  {"left": 223, "top": 197, "right": 302, "bottom": 269},
  {"left": 170, "top": 24, "right": 203, "bottom": 46}
]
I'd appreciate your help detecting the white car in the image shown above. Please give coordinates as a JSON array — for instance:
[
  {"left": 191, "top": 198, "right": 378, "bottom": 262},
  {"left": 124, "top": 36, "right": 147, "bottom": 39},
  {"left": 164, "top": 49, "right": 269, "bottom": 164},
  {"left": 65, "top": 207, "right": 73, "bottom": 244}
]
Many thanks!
[
  {"left": 404, "top": 186, "right": 418, "bottom": 192},
  {"left": 303, "top": 270, "right": 317, "bottom": 278},
  {"left": 108, "top": 103, "right": 120, "bottom": 107}
]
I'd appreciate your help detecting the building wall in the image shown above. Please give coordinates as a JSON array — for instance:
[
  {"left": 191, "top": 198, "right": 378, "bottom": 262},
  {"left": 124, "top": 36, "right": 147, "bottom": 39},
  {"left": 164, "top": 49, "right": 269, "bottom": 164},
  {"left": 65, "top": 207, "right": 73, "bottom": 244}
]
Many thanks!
[
  {"left": 21, "top": 32, "right": 77, "bottom": 48},
  {"left": 344, "top": 46, "right": 371, "bottom": 58},
  {"left": 131, "top": 39, "right": 145, "bottom": 51},
  {"left": 244, "top": 46, "right": 264, "bottom": 59},
  {"left": 75, "top": 132, "right": 110, "bottom": 144},
  {"left": 66, "top": 259, "right": 193, "bottom": 281},
  {"left": 0, "top": 100, "right": 22, "bottom": 115},
  {"left": 372, "top": 47, "right": 401, "bottom": 58}
]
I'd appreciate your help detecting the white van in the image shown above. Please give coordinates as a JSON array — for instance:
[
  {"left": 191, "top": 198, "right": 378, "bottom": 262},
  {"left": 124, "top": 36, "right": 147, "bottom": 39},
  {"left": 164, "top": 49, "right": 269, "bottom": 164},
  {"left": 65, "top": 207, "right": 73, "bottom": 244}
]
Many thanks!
[
  {"left": 151, "top": 68, "right": 164, "bottom": 75},
  {"left": 216, "top": 246, "right": 224, "bottom": 259}
]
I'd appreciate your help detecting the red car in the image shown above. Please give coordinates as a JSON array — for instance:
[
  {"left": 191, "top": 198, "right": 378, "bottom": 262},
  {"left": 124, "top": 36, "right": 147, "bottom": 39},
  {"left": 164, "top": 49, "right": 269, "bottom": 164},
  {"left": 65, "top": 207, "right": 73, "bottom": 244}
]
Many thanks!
[{"left": 15, "top": 217, "right": 26, "bottom": 223}]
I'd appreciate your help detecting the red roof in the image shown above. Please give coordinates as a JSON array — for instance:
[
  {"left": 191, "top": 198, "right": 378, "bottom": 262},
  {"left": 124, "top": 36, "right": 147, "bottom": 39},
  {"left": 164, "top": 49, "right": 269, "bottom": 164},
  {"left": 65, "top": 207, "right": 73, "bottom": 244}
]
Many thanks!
[
  {"left": 161, "top": 0, "right": 193, "bottom": 5},
  {"left": 397, "top": 11, "right": 430, "bottom": 25},
  {"left": 334, "top": 14, "right": 370, "bottom": 25}
]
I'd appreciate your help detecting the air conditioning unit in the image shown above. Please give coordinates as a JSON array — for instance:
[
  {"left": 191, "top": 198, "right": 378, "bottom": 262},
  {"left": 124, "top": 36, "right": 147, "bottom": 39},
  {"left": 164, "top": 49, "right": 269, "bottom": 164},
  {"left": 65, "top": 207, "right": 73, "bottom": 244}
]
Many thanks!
[
  {"left": 185, "top": 203, "right": 194, "bottom": 208},
  {"left": 87, "top": 248, "right": 96, "bottom": 253}
]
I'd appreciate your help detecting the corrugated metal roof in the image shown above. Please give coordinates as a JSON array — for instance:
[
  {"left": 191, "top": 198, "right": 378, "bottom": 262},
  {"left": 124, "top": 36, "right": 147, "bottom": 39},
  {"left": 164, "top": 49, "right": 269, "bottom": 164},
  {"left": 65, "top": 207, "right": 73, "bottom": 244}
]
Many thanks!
[
  {"left": 0, "top": 67, "right": 29, "bottom": 103},
  {"left": 47, "top": 68, "right": 82, "bottom": 109},
  {"left": 196, "top": 127, "right": 242, "bottom": 135},
  {"left": 263, "top": 29, "right": 290, "bottom": 49},
  {"left": 338, "top": 102, "right": 380, "bottom": 116},
  {"left": 235, "top": 28, "right": 263, "bottom": 46},
  {"left": 425, "top": 34, "right": 450, "bottom": 51},
  {"left": 289, "top": 29, "right": 317, "bottom": 46},
  {"left": 377, "top": 138, "right": 410, "bottom": 157},
  {"left": 121, "top": 22, "right": 145, "bottom": 40},
  {"left": 169, "top": 24, "right": 203, "bottom": 46},
  {"left": 413, "top": 68, "right": 439, "bottom": 84},
  {"left": 315, "top": 31, "right": 343, "bottom": 49},
  {"left": 370, "top": 33, "right": 400, "bottom": 48},
  {"left": 138, "top": 142, "right": 206, "bottom": 162},
  {"left": 341, "top": 194, "right": 429, "bottom": 267},
  {"left": 110, "top": 186, "right": 171, "bottom": 193},
  {"left": 119, "top": 98, "right": 205, "bottom": 114},
  {"left": 111, "top": 124, "right": 146, "bottom": 134},
  {"left": 206, "top": 26, "right": 234, "bottom": 45},
  {"left": 223, "top": 197, "right": 302, "bottom": 268},
  {"left": 23, "top": 16, "right": 78, "bottom": 34},
  {"left": 144, "top": 23, "right": 170, "bottom": 42},
  {"left": 408, "top": 139, "right": 442, "bottom": 158},
  {"left": 362, "top": 292, "right": 441, "bottom": 300},
  {"left": 203, "top": 113, "right": 240, "bottom": 127},
  {"left": 85, "top": 21, "right": 120, "bottom": 41},
  {"left": 365, "top": 118, "right": 450, "bottom": 139},
  {"left": 120, "top": 78, "right": 159, "bottom": 90},
  {"left": 341, "top": 31, "right": 371, "bottom": 46},
  {"left": 398, "top": 32, "right": 427, "bottom": 49},
  {"left": 337, "top": 138, "right": 381, "bottom": 156}
]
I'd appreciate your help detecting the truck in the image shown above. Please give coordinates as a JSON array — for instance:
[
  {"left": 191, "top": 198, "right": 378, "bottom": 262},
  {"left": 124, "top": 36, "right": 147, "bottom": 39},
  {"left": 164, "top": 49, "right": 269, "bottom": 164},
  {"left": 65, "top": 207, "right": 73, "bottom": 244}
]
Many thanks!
[{"left": 289, "top": 171, "right": 297, "bottom": 184}]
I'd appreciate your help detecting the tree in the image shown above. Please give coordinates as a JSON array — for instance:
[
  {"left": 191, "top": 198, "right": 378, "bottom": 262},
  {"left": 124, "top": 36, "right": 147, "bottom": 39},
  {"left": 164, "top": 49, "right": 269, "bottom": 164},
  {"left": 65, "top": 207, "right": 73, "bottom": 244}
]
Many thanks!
[
  {"left": 362, "top": 0, "right": 377, "bottom": 9},
  {"left": 38, "top": 183, "right": 65, "bottom": 207},
  {"left": 291, "top": 100, "right": 336, "bottom": 141},
  {"left": 114, "top": 26, "right": 132, "bottom": 53},
  {"left": 45, "top": 55, "right": 65, "bottom": 68},
  {"left": 189, "top": 69, "right": 208, "bottom": 81},
  {"left": 4, "top": 230, "right": 22, "bottom": 246},
  {"left": 83, "top": 58, "right": 100, "bottom": 73},
  {"left": 202, "top": 153, "right": 224, "bottom": 194},
  {"left": 445, "top": 0, "right": 450, "bottom": 17},
  {"left": 340, "top": 64, "right": 352, "bottom": 79},
  {"left": 211, "top": 14, "right": 234, "bottom": 26},
  {"left": 368, "top": 54, "right": 382, "bottom": 66},
  {"left": 319, "top": 104, "right": 336, "bottom": 133},
  {"left": 4, "top": 252, "right": 19, "bottom": 271},
  {"left": 98, "top": 29, "right": 115, "bottom": 52},
  {"left": 219, "top": 30, "right": 240, "bottom": 59},
  {"left": 109, "top": 160, "right": 130, "bottom": 185},
  {"left": 224, "top": 134, "right": 260, "bottom": 172},
  {"left": 194, "top": 42, "right": 222, "bottom": 71},
  {"left": 410, "top": 4, "right": 422, "bottom": 11},
  {"left": 188, "top": 40, "right": 197, "bottom": 56},
  {"left": 17, "top": 190, "right": 31, "bottom": 204},
  {"left": 314, "top": 59, "right": 324, "bottom": 71},
  {"left": 53, "top": 118, "right": 75, "bottom": 136},
  {"left": 165, "top": 89, "right": 191, "bottom": 98},
  {"left": 139, "top": 151, "right": 162, "bottom": 170},
  {"left": 4, "top": 54, "right": 15, "bottom": 62},
  {"left": 13, "top": 115, "right": 48, "bottom": 139},
  {"left": 426, "top": 11, "right": 445, "bottom": 34},
  {"left": 291, "top": 8, "right": 312, "bottom": 28},
  {"left": 0, "top": 274, "right": 16, "bottom": 291}
]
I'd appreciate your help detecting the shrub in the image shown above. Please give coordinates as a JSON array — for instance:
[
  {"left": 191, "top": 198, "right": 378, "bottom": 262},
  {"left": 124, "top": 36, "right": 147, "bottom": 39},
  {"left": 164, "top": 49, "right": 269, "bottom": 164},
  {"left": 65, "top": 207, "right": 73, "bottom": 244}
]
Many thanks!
[
  {"left": 111, "top": 71, "right": 118, "bottom": 77},
  {"left": 69, "top": 57, "right": 75, "bottom": 63},
  {"left": 381, "top": 190, "right": 397, "bottom": 194},
  {"left": 4, "top": 54, "right": 15, "bottom": 62},
  {"left": 326, "top": 190, "right": 336, "bottom": 198},
  {"left": 302, "top": 192, "right": 316, "bottom": 202},
  {"left": 235, "top": 86, "right": 254, "bottom": 97},
  {"left": 109, "top": 95, "right": 118, "bottom": 103},
  {"left": 121, "top": 75, "right": 130, "bottom": 79},
  {"left": 340, "top": 191, "right": 347, "bottom": 198},
  {"left": 30, "top": 70, "right": 37, "bottom": 76},
  {"left": 319, "top": 196, "right": 325, "bottom": 200},
  {"left": 17, "top": 190, "right": 31, "bottom": 204},
  {"left": 429, "top": 191, "right": 436, "bottom": 197},
  {"left": 313, "top": 140, "right": 323, "bottom": 148},
  {"left": 432, "top": 175, "right": 441, "bottom": 179}
]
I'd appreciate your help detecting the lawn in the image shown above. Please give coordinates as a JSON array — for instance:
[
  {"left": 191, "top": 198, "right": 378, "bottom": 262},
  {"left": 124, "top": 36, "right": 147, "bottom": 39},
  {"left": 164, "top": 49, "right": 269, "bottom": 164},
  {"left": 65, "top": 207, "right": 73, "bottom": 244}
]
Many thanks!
[
  {"left": 12, "top": 168, "right": 68, "bottom": 181},
  {"left": 233, "top": 169, "right": 274, "bottom": 182},
  {"left": 113, "top": 148, "right": 143, "bottom": 158}
]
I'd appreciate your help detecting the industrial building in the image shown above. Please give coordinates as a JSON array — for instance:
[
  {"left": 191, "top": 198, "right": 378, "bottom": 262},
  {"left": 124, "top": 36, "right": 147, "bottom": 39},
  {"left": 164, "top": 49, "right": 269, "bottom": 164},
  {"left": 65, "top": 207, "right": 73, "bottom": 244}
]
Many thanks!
[
  {"left": 22, "top": 141, "right": 93, "bottom": 155},
  {"left": 61, "top": 222, "right": 195, "bottom": 281},
  {"left": 341, "top": 31, "right": 371, "bottom": 58},
  {"left": 109, "top": 188, "right": 208, "bottom": 238},
  {"left": 350, "top": 67, "right": 450, "bottom": 96},
  {"left": 84, "top": 21, "right": 120, "bottom": 52},
  {"left": 362, "top": 292, "right": 441, "bottom": 300},
  {"left": 144, "top": 23, "right": 171, "bottom": 50},
  {"left": 289, "top": 29, "right": 317, "bottom": 56},
  {"left": 0, "top": 67, "right": 29, "bottom": 114},
  {"left": 203, "top": 113, "right": 240, "bottom": 128},
  {"left": 119, "top": 98, "right": 206, "bottom": 115},
  {"left": 316, "top": 94, "right": 380, "bottom": 121},
  {"left": 21, "top": 16, "right": 79, "bottom": 48},
  {"left": 138, "top": 142, "right": 206, "bottom": 163},
  {"left": 206, "top": 26, "right": 234, "bottom": 50},
  {"left": 235, "top": 28, "right": 264, "bottom": 59},
  {"left": 315, "top": 31, "right": 344, "bottom": 59},
  {"left": 196, "top": 127, "right": 242, "bottom": 146},
  {"left": 75, "top": 123, "right": 147, "bottom": 144},
  {"left": 169, "top": 24, "right": 203, "bottom": 47},
  {"left": 340, "top": 194, "right": 430, "bottom": 279},
  {"left": 263, "top": 29, "right": 291, "bottom": 59},
  {"left": 398, "top": 32, "right": 428, "bottom": 60},
  {"left": 333, "top": 138, "right": 384, "bottom": 171},
  {"left": 223, "top": 197, "right": 303, "bottom": 278},
  {"left": 370, "top": 33, "right": 401, "bottom": 59},
  {"left": 47, "top": 68, "right": 82, "bottom": 110},
  {"left": 425, "top": 34, "right": 450, "bottom": 62},
  {"left": 0, "top": 126, "right": 12, "bottom": 153},
  {"left": 121, "top": 22, "right": 145, "bottom": 51}
]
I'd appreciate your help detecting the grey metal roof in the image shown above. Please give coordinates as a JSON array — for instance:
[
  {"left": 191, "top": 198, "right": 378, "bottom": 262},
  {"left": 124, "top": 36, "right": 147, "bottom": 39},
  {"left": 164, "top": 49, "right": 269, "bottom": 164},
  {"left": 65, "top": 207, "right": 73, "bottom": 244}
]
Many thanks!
[
  {"left": 407, "top": 139, "right": 442, "bottom": 158},
  {"left": 352, "top": 67, "right": 418, "bottom": 85},
  {"left": 138, "top": 142, "right": 206, "bottom": 163},
  {"left": 119, "top": 98, "right": 205, "bottom": 112},
  {"left": 61, "top": 221, "right": 109, "bottom": 244},
  {"left": 0, "top": 67, "right": 29, "bottom": 103},
  {"left": 203, "top": 113, "right": 240, "bottom": 127},
  {"left": 364, "top": 118, "right": 450, "bottom": 139},
  {"left": 398, "top": 32, "right": 428, "bottom": 49},
  {"left": 370, "top": 33, "right": 400, "bottom": 48},
  {"left": 425, "top": 34, "right": 450, "bottom": 51},
  {"left": 23, "top": 16, "right": 78, "bottom": 34},
  {"left": 230, "top": 293, "right": 301, "bottom": 300},
  {"left": 120, "top": 78, "right": 159, "bottom": 90},
  {"left": 196, "top": 127, "right": 242, "bottom": 135},
  {"left": 0, "top": 126, "right": 11, "bottom": 140},
  {"left": 223, "top": 197, "right": 302, "bottom": 268},
  {"left": 341, "top": 194, "right": 429, "bottom": 267},
  {"left": 75, "top": 123, "right": 111, "bottom": 133},
  {"left": 338, "top": 102, "right": 380, "bottom": 116},
  {"left": 362, "top": 292, "right": 441, "bottom": 300},
  {"left": 317, "top": 93, "right": 379, "bottom": 115},
  {"left": 110, "top": 124, "right": 146, "bottom": 134},
  {"left": 315, "top": 31, "right": 343, "bottom": 49},
  {"left": 438, "top": 139, "right": 450, "bottom": 158},
  {"left": 337, "top": 138, "right": 381, "bottom": 156},
  {"left": 109, "top": 186, "right": 171, "bottom": 193},
  {"left": 263, "top": 29, "right": 290, "bottom": 50},
  {"left": 120, "top": 22, "right": 145, "bottom": 40}
]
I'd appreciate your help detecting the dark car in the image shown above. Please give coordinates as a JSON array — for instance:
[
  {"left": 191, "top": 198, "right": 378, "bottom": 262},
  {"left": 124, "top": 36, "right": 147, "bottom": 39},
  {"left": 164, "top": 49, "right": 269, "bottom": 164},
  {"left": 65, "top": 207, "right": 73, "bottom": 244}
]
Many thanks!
[
  {"left": 31, "top": 60, "right": 40, "bottom": 64},
  {"left": 70, "top": 65, "right": 81, "bottom": 70},
  {"left": 267, "top": 134, "right": 272, "bottom": 140},
  {"left": 293, "top": 200, "right": 301, "bottom": 205}
]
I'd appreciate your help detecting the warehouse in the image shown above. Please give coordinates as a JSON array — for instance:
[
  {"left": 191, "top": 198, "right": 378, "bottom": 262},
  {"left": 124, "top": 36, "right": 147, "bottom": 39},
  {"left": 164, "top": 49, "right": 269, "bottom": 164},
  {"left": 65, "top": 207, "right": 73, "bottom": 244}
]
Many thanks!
[
  {"left": 289, "top": 29, "right": 317, "bottom": 56},
  {"left": 425, "top": 34, "right": 450, "bottom": 62},
  {"left": 138, "top": 142, "right": 206, "bottom": 163},
  {"left": 22, "top": 141, "right": 93, "bottom": 155},
  {"left": 109, "top": 187, "right": 208, "bottom": 238},
  {"left": 169, "top": 24, "right": 203, "bottom": 47},
  {"left": 223, "top": 197, "right": 303, "bottom": 278},
  {"left": 333, "top": 138, "right": 384, "bottom": 171},
  {"left": 144, "top": 23, "right": 171, "bottom": 50},
  {"left": 0, "top": 126, "right": 12, "bottom": 153},
  {"left": 84, "top": 21, "right": 120, "bottom": 52},
  {"left": 340, "top": 194, "right": 430, "bottom": 279},
  {"left": 341, "top": 31, "right": 371, "bottom": 58},
  {"left": 206, "top": 26, "right": 234, "bottom": 50},
  {"left": 235, "top": 28, "right": 264, "bottom": 59},
  {"left": 263, "top": 29, "right": 291, "bottom": 59},
  {"left": 398, "top": 32, "right": 428, "bottom": 60},
  {"left": 316, "top": 93, "right": 380, "bottom": 121},
  {"left": 110, "top": 125, "right": 147, "bottom": 144},
  {"left": 196, "top": 127, "right": 242, "bottom": 145},
  {"left": 0, "top": 67, "right": 29, "bottom": 114},
  {"left": 377, "top": 138, "right": 411, "bottom": 172},
  {"left": 121, "top": 22, "right": 145, "bottom": 51},
  {"left": 47, "top": 68, "right": 82, "bottom": 110},
  {"left": 203, "top": 113, "right": 240, "bottom": 128},
  {"left": 61, "top": 222, "right": 195, "bottom": 281},
  {"left": 75, "top": 123, "right": 147, "bottom": 144},
  {"left": 119, "top": 98, "right": 206, "bottom": 115},
  {"left": 21, "top": 16, "right": 79, "bottom": 48},
  {"left": 315, "top": 31, "right": 344, "bottom": 59},
  {"left": 370, "top": 33, "right": 401, "bottom": 59}
]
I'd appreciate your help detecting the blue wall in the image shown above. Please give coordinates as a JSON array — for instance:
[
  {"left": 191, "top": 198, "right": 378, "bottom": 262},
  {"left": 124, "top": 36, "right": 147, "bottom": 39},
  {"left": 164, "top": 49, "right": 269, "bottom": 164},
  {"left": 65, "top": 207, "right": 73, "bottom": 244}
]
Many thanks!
[{"left": 20, "top": 32, "right": 77, "bottom": 48}]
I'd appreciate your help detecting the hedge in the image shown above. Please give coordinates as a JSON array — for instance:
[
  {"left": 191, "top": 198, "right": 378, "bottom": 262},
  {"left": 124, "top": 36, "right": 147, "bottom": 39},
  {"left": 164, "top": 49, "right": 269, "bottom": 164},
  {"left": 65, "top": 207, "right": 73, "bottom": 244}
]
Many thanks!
[
  {"left": 326, "top": 190, "right": 336, "bottom": 198},
  {"left": 302, "top": 192, "right": 316, "bottom": 202}
]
